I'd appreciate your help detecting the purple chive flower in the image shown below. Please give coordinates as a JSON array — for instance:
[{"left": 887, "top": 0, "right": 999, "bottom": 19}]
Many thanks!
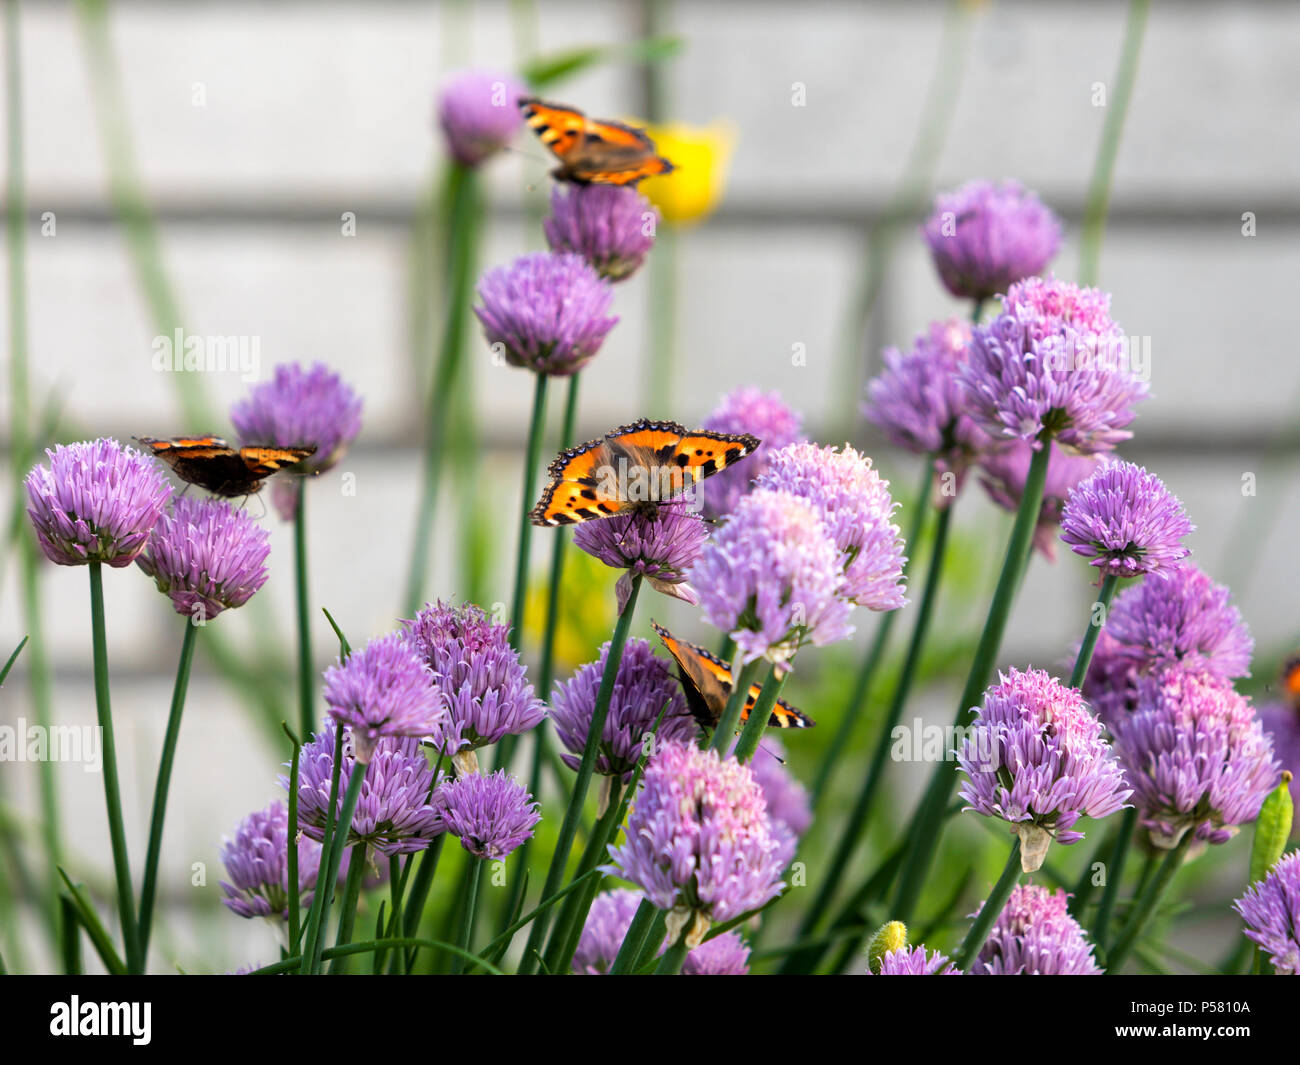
[
  {"left": 1059, "top": 461, "right": 1194, "bottom": 579},
  {"left": 435, "top": 769, "right": 540, "bottom": 860},
  {"left": 231, "top": 362, "right": 362, "bottom": 478},
  {"left": 872, "top": 946, "right": 960, "bottom": 976},
  {"left": 691, "top": 488, "right": 853, "bottom": 667},
  {"left": 755, "top": 442, "right": 907, "bottom": 612},
  {"left": 957, "top": 668, "right": 1131, "bottom": 871},
  {"left": 219, "top": 800, "right": 321, "bottom": 920},
  {"left": 550, "top": 637, "right": 698, "bottom": 780},
  {"left": 1259, "top": 704, "right": 1300, "bottom": 815},
  {"left": 978, "top": 440, "right": 1106, "bottom": 559},
  {"left": 573, "top": 504, "right": 709, "bottom": 614},
  {"left": 436, "top": 69, "right": 525, "bottom": 168},
  {"left": 959, "top": 280, "right": 1146, "bottom": 454},
  {"left": 921, "top": 180, "right": 1062, "bottom": 301},
  {"left": 571, "top": 889, "right": 751, "bottom": 975},
  {"left": 291, "top": 731, "right": 445, "bottom": 856},
  {"left": 604, "top": 740, "right": 785, "bottom": 936},
  {"left": 969, "top": 884, "right": 1103, "bottom": 975},
  {"left": 135, "top": 496, "right": 270, "bottom": 620},
  {"left": 25, "top": 438, "right": 172, "bottom": 567},
  {"left": 701, "top": 387, "right": 805, "bottom": 519},
  {"left": 402, "top": 600, "right": 546, "bottom": 766},
  {"left": 1234, "top": 851, "right": 1300, "bottom": 975},
  {"left": 1108, "top": 667, "right": 1278, "bottom": 848},
  {"left": 863, "top": 318, "right": 990, "bottom": 498},
  {"left": 474, "top": 252, "right": 618, "bottom": 377},
  {"left": 746, "top": 735, "right": 812, "bottom": 868},
  {"left": 321, "top": 633, "right": 445, "bottom": 765},
  {"left": 544, "top": 184, "right": 658, "bottom": 282}
]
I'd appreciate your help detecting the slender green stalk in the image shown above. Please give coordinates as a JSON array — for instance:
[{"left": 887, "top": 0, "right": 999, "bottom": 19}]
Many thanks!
[
  {"left": 890, "top": 440, "right": 1051, "bottom": 923},
  {"left": 295, "top": 726, "right": 344, "bottom": 953},
  {"left": 252, "top": 936, "right": 503, "bottom": 977},
  {"left": 610, "top": 897, "right": 656, "bottom": 975},
  {"left": 633, "top": 909, "right": 669, "bottom": 971},
  {"left": 652, "top": 927, "right": 689, "bottom": 975},
  {"left": 1093, "top": 807, "right": 1136, "bottom": 948},
  {"left": 294, "top": 483, "right": 314, "bottom": 741},
  {"left": 810, "top": 460, "right": 933, "bottom": 809},
  {"left": 59, "top": 896, "right": 82, "bottom": 975},
  {"left": 452, "top": 858, "right": 486, "bottom": 975},
  {"left": 136, "top": 620, "right": 199, "bottom": 957},
  {"left": 544, "top": 784, "right": 622, "bottom": 973},
  {"left": 1069, "top": 820, "right": 1116, "bottom": 919},
  {"left": 1078, "top": 0, "right": 1151, "bottom": 285},
  {"left": 1068, "top": 574, "right": 1119, "bottom": 689},
  {"left": 787, "top": 502, "right": 953, "bottom": 967},
  {"left": 1105, "top": 830, "right": 1192, "bottom": 973},
  {"left": 400, "top": 834, "right": 445, "bottom": 973},
  {"left": 707, "top": 655, "right": 761, "bottom": 753},
  {"left": 88, "top": 562, "right": 141, "bottom": 973},
  {"left": 537, "top": 373, "right": 582, "bottom": 697},
  {"left": 58, "top": 869, "right": 125, "bottom": 976},
  {"left": 952, "top": 839, "right": 1023, "bottom": 970},
  {"left": 283, "top": 726, "right": 303, "bottom": 949},
  {"left": 478, "top": 867, "right": 600, "bottom": 964},
  {"left": 0, "top": 637, "right": 26, "bottom": 686},
  {"left": 328, "top": 843, "right": 368, "bottom": 974},
  {"left": 732, "top": 664, "right": 787, "bottom": 764},
  {"left": 509, "top": 373, "right": 551, "bottom": 651},
  {"left": 300, "top": 756, "right": 367, "bottom": 974},
  {"left": 518, "top": 575, "right": 643, "bottom": 973}
]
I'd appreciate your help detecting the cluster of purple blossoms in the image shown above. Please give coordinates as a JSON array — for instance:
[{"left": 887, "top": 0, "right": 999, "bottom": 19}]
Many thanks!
[
  {"left": 474, "top": 252, "right": 618, "bottom": 376},
  {"left": 959, "top": 278, "right": 1146, "bottom": 455},
  {"left": 219, "top": 800, "right": 321, "bottom": 921},
  {"left": 321, "top": 633, "right": 445, "bottom": 765},
  {"left": 978, "top": 441, "right": 1106, "bottom": 559},
  {"left": 435, "top": 769, "right": 540, "bottom": 860},
  {"left": 863, "top": 318, "right": 989, "bottom": 500},
  {"left": 756, "top": 442, "right": 908, "bottom": 612},
  {"left": 1108, "top": 667, "right": 1278, "bottom": 848},
  {"left": 574, "top": 504, "right": 709, "bottom": 615},
  {"left": 572, "top": 889, "right": 751, "bottom": 975},
  {"left": 691, "top": 488, "right": 853, "bottom": 666},
  {"left": 1234, "top": 851, "right": 1300, "bottom": 974},
  {"left": 921, "top": 180, "right": 1062, "bottom": 302},
  {"left": 605, "top": 741, "right": 784, "bottom": 942},
  {"left": 544, "top": 184, "right": 659, "bottom": 282},
  {"left": 26, "top": 438, "right": 172, "bottom": 567},
  {"left": 957, "top": 668, "right": 1130, "bottom": 871},
  {"left": 403, "top": 600, "right": 546, "bottom": 770},
  {"left": 436, "top": 69, "right": 525, "bottom": 168},
  {"left": 969, "top": 884, "right": 1103, "bottom": 975},
  {"left": 1059, "top": 461, "right": 1194, "bottom": 580},
  {"left": 746, "top": 736, "right": 813, "bottom": 868},
  {"left": 872, "top": 946, "right": 960, "bottom": 976},
  {"left": 292, "top": 732, "right": 445, "bottom": 856},
  {"left": 550, "top": 637, "right": 698, "bottom": 781},
  {"left": 136, "top": 496, "right": 270, "bottom": 620},
  {"left": 701, "top": 387, "right": 804, "bottom": 519}
]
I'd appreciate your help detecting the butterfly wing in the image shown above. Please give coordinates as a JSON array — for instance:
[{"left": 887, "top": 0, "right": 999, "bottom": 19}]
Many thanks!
[
  {"left": 520, "top": 97, "right": 673, "bottom": 186},
  {"left": 529, "top": 435, "right": 629, "bottom": 526},
  {"left": 238, "top": 445, "right": 316, "bottom": 478}
]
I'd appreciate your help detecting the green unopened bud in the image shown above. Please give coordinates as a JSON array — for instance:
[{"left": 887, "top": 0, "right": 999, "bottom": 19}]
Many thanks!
[
  {"left": 867, "top": 920, "right": 908, "bottom": 974},
  {"left": 1249, "top": 771, "right": 1293, "bottom": 886}
]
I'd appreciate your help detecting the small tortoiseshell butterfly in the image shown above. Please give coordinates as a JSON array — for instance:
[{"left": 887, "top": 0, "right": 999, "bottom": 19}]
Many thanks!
[
  {"left": 1282, "top": 654, "right": 1300, "bottom": 710},
  {"left": 519, "top": 97, "right": 674, "bottom": 186},
  {"left": 137, "top": 436, "right": 315, "bottom": 498},
  {"left": 653, "top": 623, "right": 814, "bottom": 731},
  {"left": 530, "top": 419, "right": 758, "bottom": 527}
]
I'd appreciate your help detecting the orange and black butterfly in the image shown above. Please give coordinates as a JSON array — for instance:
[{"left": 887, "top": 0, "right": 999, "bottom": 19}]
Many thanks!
[
  {"left": 530, "top": 419, "right": 758, "bottom": 527},
  {"left": 518, "top": 97, "right": 674, "bottom": 187},
  {"left": 137, "top": 436, "right": 315, "bottom": 498},
  {"left": 653, "top": 623, "right": 814, "bottom": 732},
  {"left": 1281, "top": 654, "right": 1300, "bottom": 710}
]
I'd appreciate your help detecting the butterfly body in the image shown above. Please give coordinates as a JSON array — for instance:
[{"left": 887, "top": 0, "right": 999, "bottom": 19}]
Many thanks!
[
  {"left": 519, "top": 97, "right": 674, "bottom": 186},
  {"left": 653, "top": 622, "right": 814, "bottom": 731},
  {"left": 137, "top": 436, "right": 315, "bottom": 498},
  {"left": 530, "top": 418, "right": 758, "bottom": 527}
]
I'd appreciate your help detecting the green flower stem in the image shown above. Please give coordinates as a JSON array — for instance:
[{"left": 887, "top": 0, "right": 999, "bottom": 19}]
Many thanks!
[
  {"left": 952, "top": 838, "right": 1022, "bottom": 970},
  {"left": 706, "top": 654, "right": 761, "bottom": 754},
  {"left": 609, "top": 897, "right": 656, "bottom": 975},
  {"left": 300, "top": 756, "right": 367, "bottom": 974},
  {"left": 653, "top": 928, "right": 690, "bottom": 975},
  {"left": 88, "top": 562, "right": 141, "bottom": 974},
  {"left": 293, "top": 483, "right": 314, "bottom": 742},
  {"left": 1068, "top": 573, "right": 1120, "bottom": 689},
  {"left": 136, "top": 619, "right": 199, "bottom": 958},
  {"left": 634, "top": 909, "right": 669, "bottom": 971},
  {"left": 59, "top": 895, "right": 81, "bottom": 975},
  {"left": 295, "top": 726, "right": 344, "bottom": 956},
  {"left": 403, "top": 161, "right": 480, "bottom": 616},
  {"left": 537, "top": 373, "right": 582, "bottom": 697},
  {"left": 478, "top": 866, "right": 601, "bottom": 965},
  {"left": 399, "top": 834, "right": 445, "bottom": 974},
  {"left": 509, "top": 372, "right": 551, "bottom": 652},
  {"left": 1068, "top": 820, "right": 1116, "bottom": 920},
  {"left": 1104, "top": 829, "right": 1192, "bottom": 974},
  {"left": 544, "top": 783, "right": 621, "bottom": 974},
  {"left": 451, "top": 857, "right": 486, "bottom": 975},
  {"left": 786, "top": 501, "right": 953, "bottom": 969},
  {"left": 327, "top": 842, "right": 368, "bottom": 974},
  {"left": 732, "top": 664, "right": 788, "bottom": 764},
  {"left": 518, "top": 574, "right": 643, "bottom": 973},
  {"left": 1093, "top": 807, "right": 1136, "bottom": 949},
  {"left": 821, "top": 839, "right": 909, "bottom": 975},
  {"left": 283, "top": 726, "right": 303, "bottom": 950},
  {"left": 890, "top": 439, "right": 1051, "bottom": 924},
  {"left": 251, "top": 936, "right": 503, "bottom": 977},
  {"left": 810, "top": 459, "right": 933, "bottom": 809}
]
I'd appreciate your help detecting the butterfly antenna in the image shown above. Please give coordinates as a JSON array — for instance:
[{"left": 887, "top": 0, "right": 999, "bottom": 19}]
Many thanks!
[{"left": 756, "top": 742, "right": 786, "bottom": 766}]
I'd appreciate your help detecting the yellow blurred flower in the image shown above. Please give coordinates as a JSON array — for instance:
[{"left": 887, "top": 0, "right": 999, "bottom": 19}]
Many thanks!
[
  {"left": 638, "top": 120, "right": 736, "bottom": 226},
  {"left": 524, "top": 548, "right": 616, "bottom": 676}
]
